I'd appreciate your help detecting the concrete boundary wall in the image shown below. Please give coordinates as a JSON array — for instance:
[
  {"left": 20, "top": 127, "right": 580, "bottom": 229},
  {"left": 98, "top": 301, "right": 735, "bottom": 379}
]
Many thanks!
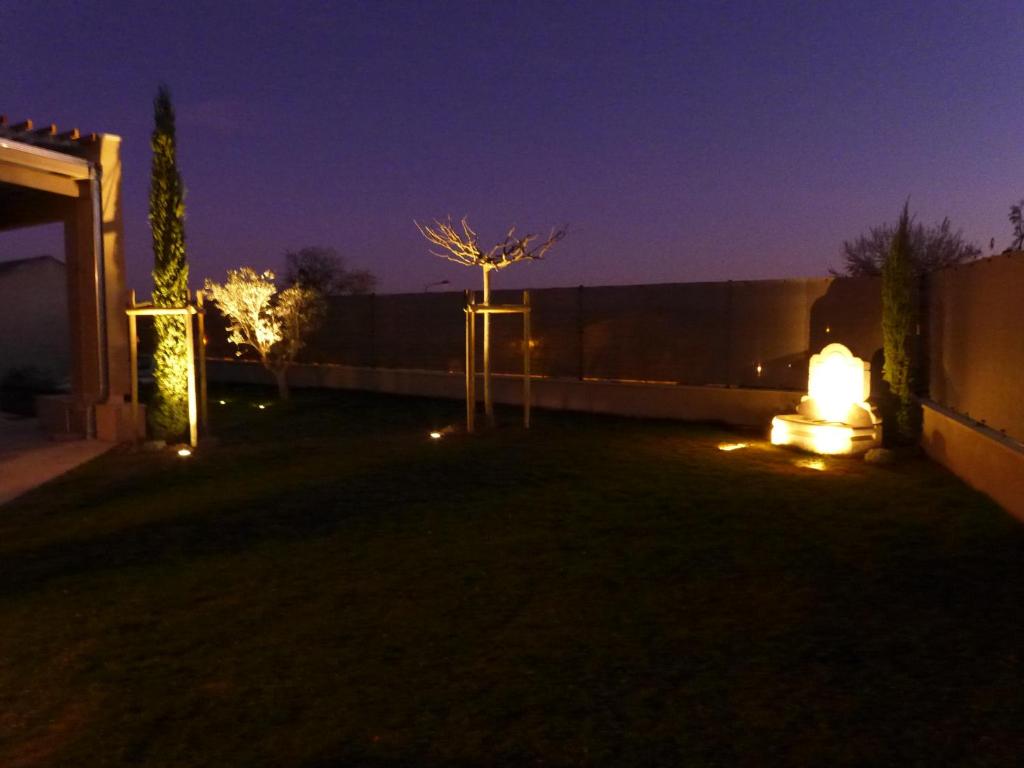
[
  {"left": 204, "top": 276, "right": 884, "bottom": 393},
  {"left": 920, "top": 401, "right": 1024, "bottom": 522},
  {"left": 208, "top": 359, "right": 801, "bottom": 429},
  {"left": 926, "top": 252, "right": 1024, "bottom": 445}
]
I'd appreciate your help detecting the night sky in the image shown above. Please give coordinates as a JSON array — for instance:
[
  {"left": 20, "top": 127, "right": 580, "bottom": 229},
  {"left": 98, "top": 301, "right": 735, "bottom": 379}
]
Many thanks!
[{"left": 3, "top": 1, "right": 1022, "bottom": 295}]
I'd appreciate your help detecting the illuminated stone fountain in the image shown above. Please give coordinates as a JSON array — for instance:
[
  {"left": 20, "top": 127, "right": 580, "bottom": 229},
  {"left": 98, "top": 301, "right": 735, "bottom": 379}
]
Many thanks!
[{"left": 771, "top": 343, "right": 882, "bottom": 455}]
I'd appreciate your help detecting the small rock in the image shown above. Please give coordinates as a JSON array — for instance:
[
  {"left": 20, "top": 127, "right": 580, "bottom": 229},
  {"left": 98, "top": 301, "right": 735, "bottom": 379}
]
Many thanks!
[{"left": 864, "top": 448, "right": 897, "bottom": 465}]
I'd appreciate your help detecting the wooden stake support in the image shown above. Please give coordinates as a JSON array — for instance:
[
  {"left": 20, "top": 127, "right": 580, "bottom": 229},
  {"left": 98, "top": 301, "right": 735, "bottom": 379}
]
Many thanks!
[
  {"left": 127, "top": 289, "right": 208, "bottom": 447},
  {"left": 463, "top": 289, "right": 532, "bottom": 433}
]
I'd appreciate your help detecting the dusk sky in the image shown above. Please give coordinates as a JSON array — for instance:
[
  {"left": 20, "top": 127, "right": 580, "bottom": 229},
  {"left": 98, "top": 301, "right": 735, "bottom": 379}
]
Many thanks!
[{"left": 3, "top": 1, "right": 1022, "bottom": 294}]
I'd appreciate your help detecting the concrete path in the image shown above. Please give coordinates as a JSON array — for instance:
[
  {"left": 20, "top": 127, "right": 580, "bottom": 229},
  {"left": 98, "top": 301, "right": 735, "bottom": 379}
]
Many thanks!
[{"left": 0, "top": 415, "right": 113, "bottom": 506}]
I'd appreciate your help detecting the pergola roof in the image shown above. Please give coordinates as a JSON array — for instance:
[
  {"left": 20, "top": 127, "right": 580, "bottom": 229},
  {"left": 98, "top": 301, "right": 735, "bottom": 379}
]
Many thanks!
[
  {"left": 0, "top": 114, "right": 99, "bottom": 231},
  {"left": 0, "top": 114, "right": 99, "bottom": 158}
]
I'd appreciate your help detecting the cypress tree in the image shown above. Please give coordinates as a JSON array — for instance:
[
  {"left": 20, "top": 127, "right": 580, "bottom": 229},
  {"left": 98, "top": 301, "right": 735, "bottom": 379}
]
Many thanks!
[
  {"left": 881, "top": 202, "right": 919, "bottom": 443},
  {"left": 149, "top": 85, "right": 190, "bottom": 439}
]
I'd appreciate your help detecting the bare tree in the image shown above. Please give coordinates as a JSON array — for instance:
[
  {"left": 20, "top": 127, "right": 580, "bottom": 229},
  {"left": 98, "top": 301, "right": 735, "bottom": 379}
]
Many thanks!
[
  {"left": 415, "top": 217, "right": 566, "bottom": 275},
  {"left": 415, "top": 216, "right": 566, "bottom": 426},
  {"left": 1009, "top": 200, "right": 1024, "bottom": 251},
  {"left": 284, "top": 246, "right": 378, "bottom": 295},
  {"left": 835, "top": 215, "right": 979, "bottom": 276}
]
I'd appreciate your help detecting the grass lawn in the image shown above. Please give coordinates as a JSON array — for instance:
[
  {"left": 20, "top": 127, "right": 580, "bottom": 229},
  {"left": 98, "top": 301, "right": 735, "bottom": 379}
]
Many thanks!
[{"left": 1, "top": 387, "right": 1022, "bottom": 767}]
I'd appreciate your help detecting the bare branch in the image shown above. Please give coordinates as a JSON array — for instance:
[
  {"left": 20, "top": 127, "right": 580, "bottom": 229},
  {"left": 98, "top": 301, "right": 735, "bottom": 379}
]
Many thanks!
[{"left": 416, "top": 216, "right": 566, "bottom": 271}]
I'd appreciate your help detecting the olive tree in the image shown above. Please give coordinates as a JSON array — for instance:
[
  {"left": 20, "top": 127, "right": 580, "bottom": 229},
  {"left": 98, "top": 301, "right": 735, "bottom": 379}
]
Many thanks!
[{"left": 204, "top": 268, "right": 323, "bottom": 400}]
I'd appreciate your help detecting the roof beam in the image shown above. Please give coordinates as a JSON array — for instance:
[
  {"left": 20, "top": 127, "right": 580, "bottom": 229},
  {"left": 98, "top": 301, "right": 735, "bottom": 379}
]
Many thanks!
[
  {"left": 0, "top": 160, "right": 82, "bottom": 197},
  {"left": 0, "top": 137, "right": 90, "bottom": 179}
]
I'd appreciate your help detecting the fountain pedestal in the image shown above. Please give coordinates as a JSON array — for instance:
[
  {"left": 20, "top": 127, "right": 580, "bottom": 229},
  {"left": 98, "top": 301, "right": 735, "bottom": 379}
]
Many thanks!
[{"left": 771, "top": 343, "right": 882, "bottom": 456}]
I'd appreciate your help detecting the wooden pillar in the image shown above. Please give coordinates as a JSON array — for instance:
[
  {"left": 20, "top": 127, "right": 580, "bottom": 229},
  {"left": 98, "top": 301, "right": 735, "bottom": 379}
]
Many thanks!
[
  {"left": 482, "top": 267, "right": 493, "bottom": 425},
  {"left": 92, "top": 135, "right": 130, "bottom": 402},
  {"left": 577, "top": 284, "right": 585, "bottom": 381},
  {"left": 196, "top": 290, "right": 208, "bottom": 435},
  {"left": 183, "top": 310, "right": 198, "bottom": 448},
  {"left": 464, "top": 290, "right": 476, "bottom": 433},
  {"left": 64, "top": 192, "right": 101, "bottom": 403},
  {"left": 128, "top": 291, "right": 139, "bottom": 441},
  {"left": 523, "top": 290, "right": 531, "bottom": 429}
]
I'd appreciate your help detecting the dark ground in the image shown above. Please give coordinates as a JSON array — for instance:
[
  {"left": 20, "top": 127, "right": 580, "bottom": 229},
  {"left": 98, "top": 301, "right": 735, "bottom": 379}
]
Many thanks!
[{"left": 1, "top": 386, "right": 1021, "bottom": 767}]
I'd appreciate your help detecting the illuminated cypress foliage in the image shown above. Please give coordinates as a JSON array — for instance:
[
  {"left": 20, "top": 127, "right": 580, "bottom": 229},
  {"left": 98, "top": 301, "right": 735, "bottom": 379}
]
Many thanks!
[
  {"left": 881, "top": 202, "right": 919, "bottom": 443},
  {"left": 148, "top": 85, "right": 190, "bottom": 439}
]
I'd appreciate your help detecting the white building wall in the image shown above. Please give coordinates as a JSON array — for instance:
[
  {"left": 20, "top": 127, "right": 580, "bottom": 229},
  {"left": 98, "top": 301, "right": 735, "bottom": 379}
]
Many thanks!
[{"left": 0, "top": 256, "right": 69, "bottom": 385}]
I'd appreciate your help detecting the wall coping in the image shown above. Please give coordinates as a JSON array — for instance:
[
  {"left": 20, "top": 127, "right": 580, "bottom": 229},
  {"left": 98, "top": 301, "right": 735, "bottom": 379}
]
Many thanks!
[
  {"left": 206, "top": 357, "right": 804, "bottom": 396},
  {"left": 921, "top": 399, "right": 1024, "bottom": 455}
]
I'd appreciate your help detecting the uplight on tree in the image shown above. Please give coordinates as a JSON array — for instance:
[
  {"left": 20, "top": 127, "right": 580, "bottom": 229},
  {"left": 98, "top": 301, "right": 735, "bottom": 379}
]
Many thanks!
[
  {"left": 204, "top": 268, "right": 323, "bottom": 400},
  {"left": 149, "top": 85, "right": 191, "bottom": 439}
]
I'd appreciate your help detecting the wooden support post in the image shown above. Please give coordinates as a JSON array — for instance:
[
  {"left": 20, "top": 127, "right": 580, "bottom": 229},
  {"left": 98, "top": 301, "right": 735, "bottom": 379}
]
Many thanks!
[
  {"left": 128, "top": 290, "right": 139, "bottom": 442},
  {"left": 465, "top": 290, "right": 476, "bottom": 434},
  {"left": 482, "top": 267, "right": 493, "bottom": 425},
  {"left": 577, "top": 284, "right": 585, "bottom": 381},
  {"left": 183, "top": 309, "right": 198, "bottom": 448},
  {"left": 126, "top": 301, "right": 204, "bottom": 447},
  {"left": 523, "top": 290, "right": 531, "bottom": 429},
  {"left": 196, "top": 290, "right": 208, "bottom": 435}
]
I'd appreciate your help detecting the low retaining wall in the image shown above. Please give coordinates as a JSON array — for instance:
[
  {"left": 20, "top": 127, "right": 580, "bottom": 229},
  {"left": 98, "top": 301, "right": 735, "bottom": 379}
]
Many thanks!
[
  {"left": 921, "top": 401, "right": 1024, "bottom": 522},
  {"left": 207, "top": 360, "right": 800, "bottom": 428}
]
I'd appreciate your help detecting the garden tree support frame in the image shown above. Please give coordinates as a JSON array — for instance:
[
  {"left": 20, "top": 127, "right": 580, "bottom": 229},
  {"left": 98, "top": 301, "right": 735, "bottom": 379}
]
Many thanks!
[
  {"left": 127, "top": 289, "right": 208, "bottom": 447},
  {"left": 416, "top": 217, "right": 562, "bottom": 431},
  {"left": 464, "top": 288, "right": 531, "bottom": 433}
]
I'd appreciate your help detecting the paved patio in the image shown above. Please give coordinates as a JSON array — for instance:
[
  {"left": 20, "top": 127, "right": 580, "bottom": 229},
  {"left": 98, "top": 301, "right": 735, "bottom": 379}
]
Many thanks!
[{"left": 0, "top": 413, "right": 112, "bottom": 506}]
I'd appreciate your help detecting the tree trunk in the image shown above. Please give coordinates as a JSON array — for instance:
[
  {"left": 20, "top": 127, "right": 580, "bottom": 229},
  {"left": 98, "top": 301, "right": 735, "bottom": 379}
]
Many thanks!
[{"left": 273, "top": 368, "right": 290, "bottom": 400}]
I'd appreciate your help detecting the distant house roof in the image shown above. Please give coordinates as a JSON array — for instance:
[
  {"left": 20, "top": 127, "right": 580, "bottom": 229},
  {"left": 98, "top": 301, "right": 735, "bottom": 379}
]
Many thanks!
[
  {"left": 0, "top": 255, "right": 64, "bottom": 276},
  {"left": 0, "top": 114, "right": 100, "bottom": 159}
]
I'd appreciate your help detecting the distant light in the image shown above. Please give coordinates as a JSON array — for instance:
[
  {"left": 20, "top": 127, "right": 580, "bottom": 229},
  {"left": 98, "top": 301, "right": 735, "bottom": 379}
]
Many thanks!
[
  {"left": 795, "top": 457, "right": 826, "bottom": 471},
  {"left": 755, "top": 363, "right": 763, "bottom": 376},
  {"left": 177, "top": 448, "right": 192, "bottom": 458},
  {"left": 218, "top": 400, "right": 226, "bottom": 405},
  {"left": 257, "top": 404, "right": 266, "bottom": 410},
  {"left": 429, "top": 431, "right": 442, "bottom": 440},
  {"left": 717, "top": 442, "right": 748, "bottom": 452}
]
